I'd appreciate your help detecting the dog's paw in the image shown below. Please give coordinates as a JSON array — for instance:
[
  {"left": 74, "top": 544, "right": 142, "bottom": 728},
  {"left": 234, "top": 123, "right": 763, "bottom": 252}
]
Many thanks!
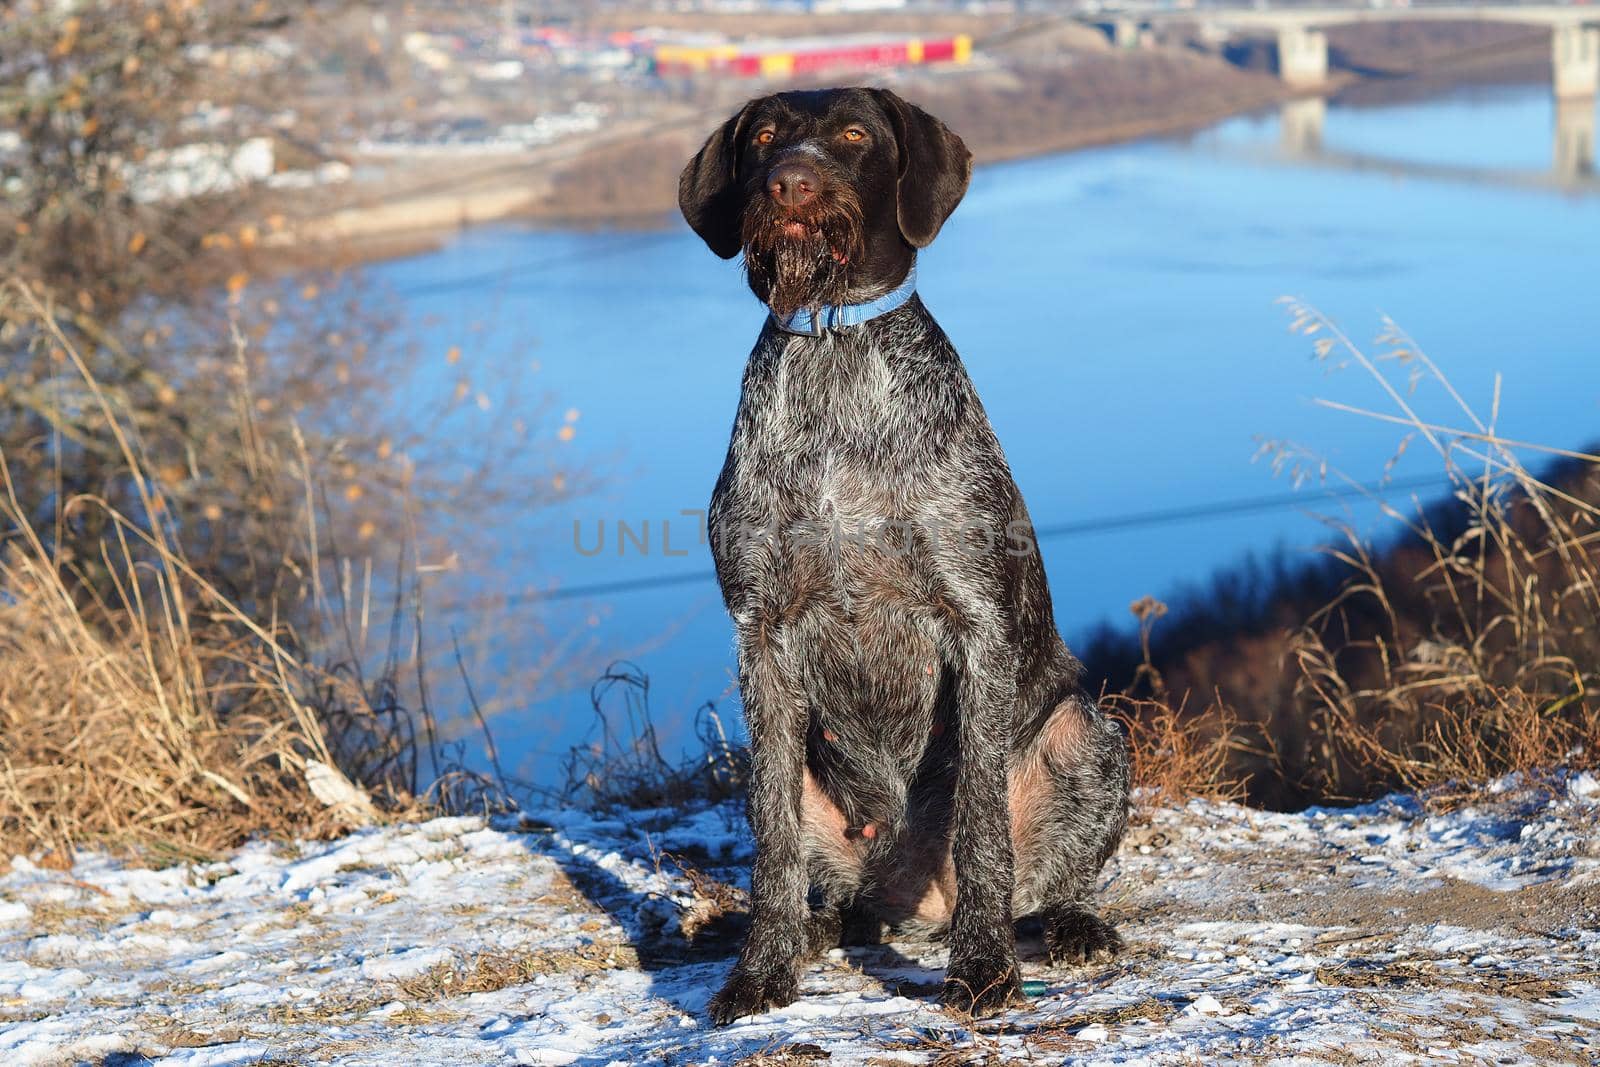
[
  {"left": 1045, "top": 907, "right": 1123, "bottom": 966},
  {"left": 707, "top": 963, "right": 800, "bottom": 1025},
  {"left": 941, "top": 954, "right": 1028, "bottom": 1019}
]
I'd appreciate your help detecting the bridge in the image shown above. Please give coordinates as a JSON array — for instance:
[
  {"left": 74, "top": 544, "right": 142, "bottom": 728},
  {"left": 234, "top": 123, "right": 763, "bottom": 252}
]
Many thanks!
[
  {"left": 1274, "top": 95, "right": 1599, "bottom": 187},
  {"left": 1096, "top": 3, "right": 1598, "bottom": 96},
  {"left": 1090, "top": 3, "right": 1597, "bottom": 179}
]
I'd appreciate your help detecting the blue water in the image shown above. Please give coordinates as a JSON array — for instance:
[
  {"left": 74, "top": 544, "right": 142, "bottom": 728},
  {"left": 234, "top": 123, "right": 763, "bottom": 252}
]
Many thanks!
[{"left": 373, "top": 83, "right": 1600, "bottom": 785}]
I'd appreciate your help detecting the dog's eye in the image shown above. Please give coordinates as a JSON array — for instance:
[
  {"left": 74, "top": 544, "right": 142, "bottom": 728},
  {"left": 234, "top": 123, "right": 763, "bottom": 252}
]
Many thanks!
[
  {"left": 755, "top": 129, "right": 775, "bottom": 146},
  {"left": 841, "top": 127, "right": 866, "bottom": 142}
]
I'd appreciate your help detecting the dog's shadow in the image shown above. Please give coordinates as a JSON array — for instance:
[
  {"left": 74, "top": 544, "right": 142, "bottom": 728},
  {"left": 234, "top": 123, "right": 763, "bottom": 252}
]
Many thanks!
[
  {"left": 522, "top": 824, "right": 743, "bottom": 1019},
  {"left": 532, "top": 825, "right": 1054, "bottom": 1021}
]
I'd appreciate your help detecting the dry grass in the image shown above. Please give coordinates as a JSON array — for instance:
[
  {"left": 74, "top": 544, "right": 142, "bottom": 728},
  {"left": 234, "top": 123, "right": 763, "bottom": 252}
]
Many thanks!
[
  {"left": 0, "top": 314, "right": 336, "bottom": 857},
  {"left": 653, "top": 848, "right": 750, "bottom": 943},
  {"left": 393, "top": 944, "right": 641, "bottom": 1003},
  {"left": 1104, "top": 595, "right": 1248, "bottom": 805},
  {"left": 1108, "top": 692, "right": 1246, "bottom": 807},
  {"left": 384, "top": 1005, "right": 466, "bottom": 1027},
  {"left": 0, "top": 500, "right": 350, "bottom": 860},
  {"left": 1104, "top": 305, "right": 1600, "bottom": 807},
  {"left": 0, "top": 280, "right": 461, "bottom": 859},
  {"left": 1313, "top": 958, "right": 1600, "bottom": 1002},
  {"left": 735, "top": 1044, "right": 833, "bottom": 1066},
  {"left": 1271, "top": 302, "right": 1600, "bottom": 800}
]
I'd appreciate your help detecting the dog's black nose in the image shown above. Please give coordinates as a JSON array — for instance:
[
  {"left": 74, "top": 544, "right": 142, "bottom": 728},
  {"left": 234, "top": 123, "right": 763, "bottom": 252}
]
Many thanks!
[{"left": 767, "top": 162, "right": 819, "bottom": 208}]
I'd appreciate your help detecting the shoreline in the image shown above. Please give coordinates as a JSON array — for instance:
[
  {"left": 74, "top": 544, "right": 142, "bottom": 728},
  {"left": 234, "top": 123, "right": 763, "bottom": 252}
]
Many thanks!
[
  {"left": 282, "top": 24, "right": 1553, "bottom": 273},
  {"left": 287, "top": 79, "right": 1306, "bottom": 270}
]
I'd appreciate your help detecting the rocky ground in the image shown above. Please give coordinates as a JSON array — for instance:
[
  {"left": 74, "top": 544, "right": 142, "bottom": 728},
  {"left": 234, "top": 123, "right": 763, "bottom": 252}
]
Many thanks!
[{"left": 2, "top": 773, "right": 1597, "bottom": 1065}]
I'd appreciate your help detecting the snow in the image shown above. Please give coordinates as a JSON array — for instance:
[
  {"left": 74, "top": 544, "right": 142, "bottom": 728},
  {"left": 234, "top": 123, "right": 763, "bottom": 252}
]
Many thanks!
[{"left": 1, "top": 773, "right": 1596, "bottom": 1065}]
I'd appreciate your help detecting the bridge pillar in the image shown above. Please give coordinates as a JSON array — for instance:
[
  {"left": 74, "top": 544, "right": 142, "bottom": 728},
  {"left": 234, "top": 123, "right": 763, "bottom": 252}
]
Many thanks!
[
  {"left": 1553, "top": 26, "right": 1600, "bottom": 99},
  {"left": 1107, "top": 17, "right": 1145, "bottom": 48},
  {"left": 1554, "top": 96, "right": 1596, "bottom": 182},
  {"left": 1277, "top": 27, "right": 1329, "bottom": 91},
  {"left": 1280, "top": 96, "right": 1326, "bottom": 156}
]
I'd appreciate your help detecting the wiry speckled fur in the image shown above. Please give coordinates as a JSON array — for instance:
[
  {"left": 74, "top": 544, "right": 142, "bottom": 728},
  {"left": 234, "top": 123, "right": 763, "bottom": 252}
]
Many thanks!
[{"left": 680, "top": 88, "right": 1130, "bottom": 1025}]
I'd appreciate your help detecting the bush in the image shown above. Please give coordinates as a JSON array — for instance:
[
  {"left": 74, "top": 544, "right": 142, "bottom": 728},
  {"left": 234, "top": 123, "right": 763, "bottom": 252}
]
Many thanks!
[
  {"left": 0, "top": 468, "right": 346, "bottom": 861},
  {"left": 1090, "top": 306, "right": 1599, "bottom": 808},
  {"left": 0, "top": 283, "right": 523, "bottom": 859},
  {"left": 0, "top": 288, "right": 354, "bottom": 858}
]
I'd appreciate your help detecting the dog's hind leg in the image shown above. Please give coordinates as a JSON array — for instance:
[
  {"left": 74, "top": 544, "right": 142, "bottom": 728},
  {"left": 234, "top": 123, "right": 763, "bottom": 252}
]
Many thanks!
[
  {"left": 1009, "top": 692, "right": 1130, "bottom": 967},
  {"left": 1043, "top": 902, "right": 1122, "bottom": 965},
  {"left": 804, "top": 901, "right": 843, "bottom": 957},
  {"left": 805, "top": 896, "right": 886, "bottom": 956},
  {"left": 800, "top": 768, "right": 870, "bottom": 958}
]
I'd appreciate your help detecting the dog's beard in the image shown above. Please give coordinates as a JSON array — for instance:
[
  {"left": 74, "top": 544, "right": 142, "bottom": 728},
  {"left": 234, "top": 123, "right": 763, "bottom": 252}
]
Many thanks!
[{"left": 741, "top": 195, "right": 865, "bottom": 319}]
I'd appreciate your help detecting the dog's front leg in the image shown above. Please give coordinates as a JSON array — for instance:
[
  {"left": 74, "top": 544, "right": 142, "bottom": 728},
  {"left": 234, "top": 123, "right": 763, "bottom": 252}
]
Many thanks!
[
  {"left": 708, "top": 616, "right": 809, "bottom": 1025},
  {"left": 943, "top": 616, "right": 1027, "bottom": 1018}
]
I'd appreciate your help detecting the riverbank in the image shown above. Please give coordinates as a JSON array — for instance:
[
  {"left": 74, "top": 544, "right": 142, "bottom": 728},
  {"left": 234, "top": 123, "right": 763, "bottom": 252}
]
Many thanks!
[
  {"left": 285, "top": 23, "right": 1292, "bottom": 262},
  {"left": 526, "top": 47, "right": 1302, "bottom": 227},
  {"left": 278, "top": 16, "right": 1557, "bottom": 269}
]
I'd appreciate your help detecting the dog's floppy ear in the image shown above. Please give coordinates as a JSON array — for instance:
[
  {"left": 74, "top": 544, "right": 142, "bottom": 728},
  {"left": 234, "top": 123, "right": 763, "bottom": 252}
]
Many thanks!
[
  {"left": 679, "top": 100, "right": 760, "bottom": 260},
  {"left": 870, "top": 89, "right": 972, "bottom": 249}
]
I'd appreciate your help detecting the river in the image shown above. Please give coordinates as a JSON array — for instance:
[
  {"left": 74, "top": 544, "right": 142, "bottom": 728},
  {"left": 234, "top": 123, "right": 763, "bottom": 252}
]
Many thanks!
[{"left": 372, "top": 81, "right": 1600, "bottom": 787}]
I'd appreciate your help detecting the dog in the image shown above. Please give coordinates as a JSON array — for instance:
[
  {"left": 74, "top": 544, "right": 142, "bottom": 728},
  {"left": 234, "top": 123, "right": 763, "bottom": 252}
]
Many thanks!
[{"left": 679, "top": 87, "right": 1130, "bottom": 1024}]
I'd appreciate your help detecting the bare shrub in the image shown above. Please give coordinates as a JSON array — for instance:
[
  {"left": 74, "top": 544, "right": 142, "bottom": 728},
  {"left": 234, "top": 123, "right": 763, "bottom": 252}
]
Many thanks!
[
  {"left": 0, "top": 282, "right": 528, "bottom": 858},
  {"left": 561, "top": 663, "right": 746, "bottom": 811},
  {"left": 0, "top": 331, "right": 355, "bottom": 859},
  {"left": 1091, "top": 307, "right": 1599, "bottom": 807},
  {"left": 0, "top": 1, "right": 325, "bottom": 311}
]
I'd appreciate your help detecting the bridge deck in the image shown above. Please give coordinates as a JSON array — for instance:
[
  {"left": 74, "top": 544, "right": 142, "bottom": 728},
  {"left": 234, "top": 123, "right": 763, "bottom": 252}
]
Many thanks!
[{"left": 1121, "top": 4, "right": 1594, "bottom": 30}]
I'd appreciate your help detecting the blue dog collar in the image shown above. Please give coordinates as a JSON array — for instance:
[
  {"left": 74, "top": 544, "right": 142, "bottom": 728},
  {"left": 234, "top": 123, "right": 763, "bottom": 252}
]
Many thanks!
[{"left": 770, "top": 268, "right": 917, "bottom": 336}]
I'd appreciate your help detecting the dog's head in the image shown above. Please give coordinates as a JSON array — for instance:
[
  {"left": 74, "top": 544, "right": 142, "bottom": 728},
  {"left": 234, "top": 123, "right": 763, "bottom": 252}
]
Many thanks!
[{"left": 679, "top": 88, "right": 972, "bottom": 317}]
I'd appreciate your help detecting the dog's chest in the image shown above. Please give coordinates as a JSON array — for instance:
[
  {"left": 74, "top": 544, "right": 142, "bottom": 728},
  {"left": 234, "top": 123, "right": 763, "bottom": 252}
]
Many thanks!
[
  {"left": 718, "top": 327, "right": 969, "bottom": 599},
  {"left": 739, "top": 333, "right": 929, "bottom": 505},
  {"left": 719, "top": 332, "right": 958, "bottom": 761}
]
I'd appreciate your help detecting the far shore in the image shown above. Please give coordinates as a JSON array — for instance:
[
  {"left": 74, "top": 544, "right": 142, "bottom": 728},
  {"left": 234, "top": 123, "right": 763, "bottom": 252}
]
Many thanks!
[
  {"left": 279, "top": 20, "right": 1551, "bottom": 273},
  {"left": 284, "top": 75, "right": 1303, "bottom": 271}
]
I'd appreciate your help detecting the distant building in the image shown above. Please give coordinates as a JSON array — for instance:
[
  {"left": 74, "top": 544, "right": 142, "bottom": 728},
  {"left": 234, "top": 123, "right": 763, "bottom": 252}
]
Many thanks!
[
  {"left": 403, "top": 32, "right": 455, "bottom": 71},
  {"left": 652, "top": 33, "right": 972, "bottom": 78},
  {"left": 129, "top": 138, "right": 275, "bottom": 202}
]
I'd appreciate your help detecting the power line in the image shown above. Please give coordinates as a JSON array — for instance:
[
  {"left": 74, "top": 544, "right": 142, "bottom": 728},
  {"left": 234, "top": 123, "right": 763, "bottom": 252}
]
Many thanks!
[
  {"left": 1029, "top": 471, "right": 1444, "bottom": 540},
  {"left": 493, "top": 568, "right": 717, "bottom": 605},
  {"left": 392, "top": 231, "right": 678, "bottom": 297},
  {"left": 437, "top": 472, "right": 1452, "bottom": 611}
]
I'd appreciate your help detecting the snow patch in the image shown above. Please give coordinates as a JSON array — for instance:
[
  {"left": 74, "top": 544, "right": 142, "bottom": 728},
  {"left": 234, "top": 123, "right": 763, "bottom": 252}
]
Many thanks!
[{"left": 0, "top": 780, "right": 1594, "bottom": 1064}]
